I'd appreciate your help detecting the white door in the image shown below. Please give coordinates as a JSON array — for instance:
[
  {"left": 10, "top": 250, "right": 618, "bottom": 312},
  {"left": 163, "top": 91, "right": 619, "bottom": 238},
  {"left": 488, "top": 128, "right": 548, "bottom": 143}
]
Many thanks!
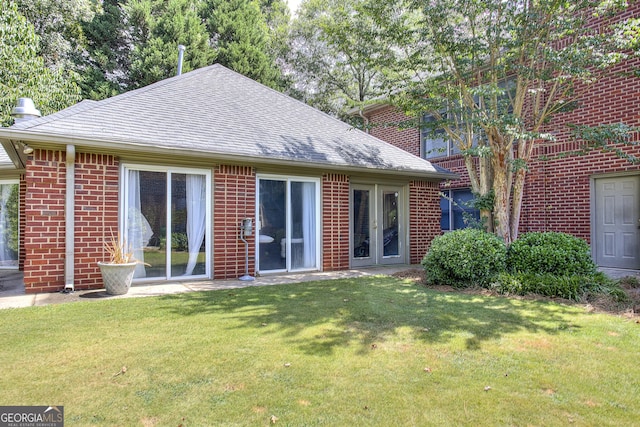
[
  {"left": 594, "top": 176, "right": 640, "bottom": 269},
  {"left": 351, "top": 185, "right": 404, "bottom": 267}
]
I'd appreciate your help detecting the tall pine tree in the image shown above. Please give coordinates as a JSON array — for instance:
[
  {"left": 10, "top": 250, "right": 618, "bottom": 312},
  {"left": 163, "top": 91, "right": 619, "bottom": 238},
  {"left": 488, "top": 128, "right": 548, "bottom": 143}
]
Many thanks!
[
  {"left": 80, "top": 0, "right": 131, "bottom": 100},
  {"left": 202, "top": 0, "right": 282, "bottom": 88},
  {"left": 127, "top": 0, "right": 216, "bottom": 89}
]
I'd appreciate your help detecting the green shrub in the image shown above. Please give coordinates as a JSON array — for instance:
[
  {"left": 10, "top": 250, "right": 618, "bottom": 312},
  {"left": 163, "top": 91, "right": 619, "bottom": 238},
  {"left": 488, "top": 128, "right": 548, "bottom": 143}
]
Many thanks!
[
  {"left": 491, "top": 271, "right": 625, "bottom": 302},
  {"left": 507, "top": 232, "right": 596, "bottom": 276},
  {"left": 492, "top": 272, "right": 582, "bottom": 300},
  {"left": 171, "top": 232, "right": 189, "bottom": 251},
  {"left": 422, "top": 229, "right": 507, "bottom": 288},
  {"left": 584, "top": 272, "right": 630, "bottom": 303}
]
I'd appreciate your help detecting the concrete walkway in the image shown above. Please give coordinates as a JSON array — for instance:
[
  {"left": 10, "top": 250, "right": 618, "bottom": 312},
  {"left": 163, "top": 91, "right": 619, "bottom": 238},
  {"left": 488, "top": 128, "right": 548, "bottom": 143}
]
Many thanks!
[{"left": 0, "top": 266, "right": 418, "bottom": 310}]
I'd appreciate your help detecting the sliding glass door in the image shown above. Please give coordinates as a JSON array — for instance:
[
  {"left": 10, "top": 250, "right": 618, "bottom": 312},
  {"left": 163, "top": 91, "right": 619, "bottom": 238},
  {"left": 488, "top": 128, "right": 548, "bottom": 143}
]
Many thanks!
[
  {"left": 257, "top": 176, "right": 320, "bottom": 273},
  {"left": 0, "top": 181, "right": 19, "bottom": 268},
  {"left": 123, "top": 165, "right": 211, "bottom": 280}
]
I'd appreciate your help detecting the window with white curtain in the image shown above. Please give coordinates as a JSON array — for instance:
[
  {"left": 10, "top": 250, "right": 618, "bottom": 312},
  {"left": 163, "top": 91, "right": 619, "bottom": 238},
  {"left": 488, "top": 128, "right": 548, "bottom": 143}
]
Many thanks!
[
  {"left": 257, "top": 176, "right": 320, "bottom": 272},
  {"left": 0, "top": 181, "right": 19, "bottom": 268},
  {"left": 122, "top": 165, "right": 211, "bottom": 280}
]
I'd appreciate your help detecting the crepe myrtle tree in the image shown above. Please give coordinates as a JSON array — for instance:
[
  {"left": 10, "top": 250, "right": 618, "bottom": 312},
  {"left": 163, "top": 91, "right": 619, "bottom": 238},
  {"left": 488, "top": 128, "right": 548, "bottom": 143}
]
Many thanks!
[{"left": 369, "top": 0, "right": 636, "bottom": 244}]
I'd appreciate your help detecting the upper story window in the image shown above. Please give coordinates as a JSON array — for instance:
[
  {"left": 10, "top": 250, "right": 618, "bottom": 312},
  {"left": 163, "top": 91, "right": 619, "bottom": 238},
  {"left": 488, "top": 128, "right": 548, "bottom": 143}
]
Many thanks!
[
  {"left": 420, "top": 79, "right": 515, "bottom": 160},
  {"left": 420, "top": 113, "right": 461, "bottom": 159}
]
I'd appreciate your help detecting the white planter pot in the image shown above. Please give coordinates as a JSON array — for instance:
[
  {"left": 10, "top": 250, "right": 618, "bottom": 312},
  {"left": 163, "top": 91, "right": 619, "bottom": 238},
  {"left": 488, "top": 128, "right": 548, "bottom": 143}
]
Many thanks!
[{"left": 98, "top": 261, "right": 137, "bottom": 295}]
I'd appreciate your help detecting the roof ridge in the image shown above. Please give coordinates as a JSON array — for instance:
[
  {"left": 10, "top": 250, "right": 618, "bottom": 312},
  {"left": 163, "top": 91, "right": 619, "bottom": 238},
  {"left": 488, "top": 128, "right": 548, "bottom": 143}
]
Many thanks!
[{"left": 221, "top": 65, "right": 361, "bottom": 132}]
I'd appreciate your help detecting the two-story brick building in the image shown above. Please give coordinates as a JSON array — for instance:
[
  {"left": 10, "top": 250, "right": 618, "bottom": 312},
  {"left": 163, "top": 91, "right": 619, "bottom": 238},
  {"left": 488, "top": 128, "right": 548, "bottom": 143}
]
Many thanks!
[{"left": 360, "top": 6, "right": 640, "bottom": 271}]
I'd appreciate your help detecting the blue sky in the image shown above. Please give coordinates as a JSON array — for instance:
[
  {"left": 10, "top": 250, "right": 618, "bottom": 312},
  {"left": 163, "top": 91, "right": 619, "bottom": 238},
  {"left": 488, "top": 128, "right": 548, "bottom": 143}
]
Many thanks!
[{"left": 288, "top": 0, "right": 302, "bottom": 15}]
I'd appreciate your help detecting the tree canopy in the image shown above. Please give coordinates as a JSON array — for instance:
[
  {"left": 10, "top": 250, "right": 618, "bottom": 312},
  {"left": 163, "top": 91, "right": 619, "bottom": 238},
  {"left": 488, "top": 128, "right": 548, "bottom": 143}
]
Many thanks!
[
  {"left": 126, "top": 0, "right": 216, "bottom": 89},
  {"left": 203, "top": 0, "right": 284, "bottom": 89},
  {"left": 287, "top": 0, "right": 394, "bottom": 117},
  {"left": 3, "top": 0, "right": 293, "bottom": 108},
  {"left": 0, "top": 0, "right": 80, "bottom": 127},
  {"left": 368, "top": 0, "right": 637, "bottom": 243}
]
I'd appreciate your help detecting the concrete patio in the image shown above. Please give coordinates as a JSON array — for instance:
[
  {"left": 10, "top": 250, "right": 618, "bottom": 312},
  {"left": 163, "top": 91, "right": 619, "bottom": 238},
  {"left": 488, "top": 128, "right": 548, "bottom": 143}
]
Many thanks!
[
  {"left": 0, "top": 266, "right": 422, "bottom": 309},
  {"left": 1, "top": 266, "right": 638, "bottom": 310}
]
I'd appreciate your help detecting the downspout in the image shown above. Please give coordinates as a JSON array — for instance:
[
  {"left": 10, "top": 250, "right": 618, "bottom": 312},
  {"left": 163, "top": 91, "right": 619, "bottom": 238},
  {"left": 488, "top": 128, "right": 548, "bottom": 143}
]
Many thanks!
[
  {"left": 358, "top": 108, "right": 370, "bottom": 134},
  {"left": 64, "top": 144, "right": 75, "bottom": 292}
]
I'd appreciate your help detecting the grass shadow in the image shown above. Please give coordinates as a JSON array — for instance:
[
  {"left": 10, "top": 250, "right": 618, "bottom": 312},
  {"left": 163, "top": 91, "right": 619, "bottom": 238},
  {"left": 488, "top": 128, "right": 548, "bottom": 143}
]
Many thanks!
[{"left": 158, "top": 276, "right": 582, "bottom": 355}]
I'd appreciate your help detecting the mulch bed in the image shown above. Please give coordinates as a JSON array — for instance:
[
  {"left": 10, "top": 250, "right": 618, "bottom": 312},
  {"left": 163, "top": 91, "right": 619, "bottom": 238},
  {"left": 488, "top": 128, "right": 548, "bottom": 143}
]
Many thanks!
[{"left": 391, "top": 268, "right": 640, "bottom": 320}]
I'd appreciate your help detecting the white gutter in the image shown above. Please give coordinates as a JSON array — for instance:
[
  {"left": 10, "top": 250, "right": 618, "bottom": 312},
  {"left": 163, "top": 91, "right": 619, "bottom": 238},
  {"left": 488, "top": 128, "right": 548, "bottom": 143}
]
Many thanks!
[
  {"left": 0, "top": 130, "right": 458, "bottom": 181},
  {"left": 64, "top": 144, "right": 75, "bottom": 292}
]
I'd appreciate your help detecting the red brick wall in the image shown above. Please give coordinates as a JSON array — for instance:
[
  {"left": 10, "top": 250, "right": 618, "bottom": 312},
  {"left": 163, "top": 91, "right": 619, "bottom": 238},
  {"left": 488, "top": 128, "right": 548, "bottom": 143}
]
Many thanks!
[
  {"left": 367, "top": 7, "right": 640, "bottom": 247},
  {"left": 436, "top": 156, "right": 479, "bottom": 190},
  {"left": 517, "top": 36, "right": 640, "bottom": 239},
  {"left": 213, "top": 165, "right": 256, "bottom": 279},
  {"left": 19, "top": 150, "right": 444, "bottom": 291},
  {"left": 23, "top": 150, "right": 119, "bottom": 293},
  {"left": 74, "top": 153, "right": 119, "bottom": 288},
  {"left": 24, "top": 150, "right": 67, "bottom": 293},
  {"left": 409, "top": 180, "right": 442, "bottom": 264},
  {"left": 322, "top": 173, "right": 350, "bottom": 271},
  {"left": 368, "top": 107, "right": 421, "bottom": 157}
]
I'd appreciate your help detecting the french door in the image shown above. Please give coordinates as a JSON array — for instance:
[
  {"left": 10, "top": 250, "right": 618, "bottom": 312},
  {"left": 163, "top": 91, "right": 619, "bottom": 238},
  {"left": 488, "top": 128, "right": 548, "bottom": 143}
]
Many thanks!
[
  {"left": 352, "top": 184, "right": 404, "bottom": 267},
  {"left": 122, "top": 165, "right": 211, "bottom": 280},
  {"left": 257, "top": 176, "right": 320, "bottom": 273}
]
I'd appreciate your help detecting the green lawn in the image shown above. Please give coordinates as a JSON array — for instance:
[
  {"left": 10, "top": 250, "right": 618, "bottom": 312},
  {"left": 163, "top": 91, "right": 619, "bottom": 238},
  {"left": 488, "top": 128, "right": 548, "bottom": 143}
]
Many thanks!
[{"left": 1, "top": 276, "right": 638, "bottom": 426}]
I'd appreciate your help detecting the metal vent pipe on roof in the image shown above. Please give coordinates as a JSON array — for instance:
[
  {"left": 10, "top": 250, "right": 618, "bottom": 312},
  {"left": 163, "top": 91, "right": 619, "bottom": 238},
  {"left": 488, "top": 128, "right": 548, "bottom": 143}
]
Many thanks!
[
  {"left": 11, "top": 97, "right": 41, "bottom": 123},
  {"left": 177, "top": 45, "right": 186, "bottom": 76}
]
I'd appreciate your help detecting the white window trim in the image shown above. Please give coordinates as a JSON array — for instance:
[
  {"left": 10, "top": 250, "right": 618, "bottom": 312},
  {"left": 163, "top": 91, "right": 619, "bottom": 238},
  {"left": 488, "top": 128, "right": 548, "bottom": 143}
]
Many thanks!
[
  {"left": 0, "top": 180, "right": 19, "bottom": 270},
  {"left": 120, "top": 163, "right": 212, "bottom": 281},
  {"left": 256, "top": 174, "right": 321, "bottom": 273}
]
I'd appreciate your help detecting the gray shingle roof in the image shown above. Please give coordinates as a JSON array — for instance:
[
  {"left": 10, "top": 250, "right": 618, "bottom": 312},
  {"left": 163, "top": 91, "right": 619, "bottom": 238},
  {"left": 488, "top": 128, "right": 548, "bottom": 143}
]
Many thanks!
[{"left": 6, "top": 64, "right": 453, "bottom": 178}]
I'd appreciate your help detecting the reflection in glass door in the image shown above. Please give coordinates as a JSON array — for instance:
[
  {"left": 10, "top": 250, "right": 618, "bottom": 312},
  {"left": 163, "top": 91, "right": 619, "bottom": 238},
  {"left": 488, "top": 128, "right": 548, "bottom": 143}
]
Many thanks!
[
  {"left": 0, "top": 182, "right": 19, "bottom": 268},
  {"left": 352, "top": 185, "right": 375, "bottom": 267},
  {"left": 258, "top": 179, "right": 286, "bottom": 271},
  {"left": 257, "top": 177, "right": 319, "bottom": 273},
  {"left": 351, "top": 185, "right": 404, "bottom": 266},
  {"left": 382, "top": 190, "right": 399, "bottom": 257},
  {"left": 124, "top": 166, "right": 210, "bottom": 280}
]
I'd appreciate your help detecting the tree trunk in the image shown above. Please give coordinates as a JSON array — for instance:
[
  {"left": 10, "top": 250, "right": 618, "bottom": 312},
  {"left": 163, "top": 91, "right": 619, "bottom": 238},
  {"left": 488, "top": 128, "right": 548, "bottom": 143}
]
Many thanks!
[
  {"left": 464, "top": 154, "right": 494, "bottom": 232},
  {"left": 492, "top": 150, "right": 512, "bottom": 244},
  {"left": 510, "top": 167, "right": 527, "bottom": 242},
  {"left": 479, "top": 155, "right": 494, "bottom": 232}
]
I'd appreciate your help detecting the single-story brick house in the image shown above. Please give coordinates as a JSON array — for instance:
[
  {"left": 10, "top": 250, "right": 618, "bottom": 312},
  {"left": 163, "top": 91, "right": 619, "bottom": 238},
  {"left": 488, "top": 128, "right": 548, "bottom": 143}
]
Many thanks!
[{"left": 0, "top": 64, "right": 455, "bottom": 293}]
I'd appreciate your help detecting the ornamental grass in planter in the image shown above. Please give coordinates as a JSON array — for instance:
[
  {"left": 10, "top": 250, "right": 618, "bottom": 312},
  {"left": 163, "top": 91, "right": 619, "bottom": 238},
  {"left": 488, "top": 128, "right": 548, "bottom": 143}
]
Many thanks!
[{"left": 97, "top": 234, "right": 145, "bottom": 295}]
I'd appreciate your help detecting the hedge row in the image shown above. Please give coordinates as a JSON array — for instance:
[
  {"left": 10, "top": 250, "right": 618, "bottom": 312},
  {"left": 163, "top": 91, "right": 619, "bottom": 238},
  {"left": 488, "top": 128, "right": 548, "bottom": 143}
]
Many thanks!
[{"left": 421, "top": 230, "right": 624, "bottom": 301}]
